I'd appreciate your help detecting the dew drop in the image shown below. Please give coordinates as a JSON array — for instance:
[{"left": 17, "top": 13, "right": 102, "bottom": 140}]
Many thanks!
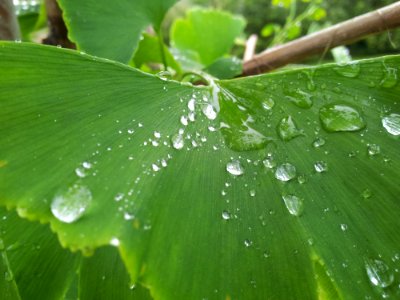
[
  {"left": 226, "top": 160, "right": 244, "bottom": 176},
  {"left": 365, "top": 258, "right": 394, "bottom": 288},
  {"left": 202, "top": 104, "right": 217, "bottom": 120},
  {"left": 380, "top": 66, "right": 398, "bottom": 88},
  {"left": 188, "top": 99, "right": 196, "bottom": 111},
  {"left": 362, "top": 188, "right": 372, "bottom": 199},
  {"left": 154, "top": 131, "right": 161, "bottom": 139},
  {"left": 263, "top": 156, "right": 276, "bottom": 169},
  {"left": 340, "top": 224, "right": 348, "bottom": 231},
  {"left": 333, "top": 62, "right": 361, "bottom": 78},
  {"left": 277, "top": 116, "right": 302, "bottom": 141},
  {"left": 82, "top": 162, "right": 92, "bottom": 169},
  {"left": 312, "top": 137, "right": 326, "bottom": 148},
  {"left": 275, "top": 163, "right": 296, "bottom": 182},
  {"left": 262, "top": 98, "right": 275, "bottom": 110},
  {"left": 249, "top": 189, "right": 256, "bottom": 197},
  {"left": 114, "top": 193, "right": 124, "bottom": 202},
  {"left": 244, "top": 239, "right": 253, "bottom": 247},
  {"left": 282, "top": 194, "right": 303, "bottom": 216},
  {"left": 286, "top": 89, "right": 313, "bottom": 108},
  {"left": 124, "top": 212, "right": 135, "bottom": 220},
  {"left": 110, "top": 238, "right": 120, "bottom": 247},
  {"left": 152, "top": 164, "right": 160, "bottom": 172},
  {"left": 314, "top": 161, "right": 328, "bottom": 173},
  {"left": 382, "top": 114, "right": 400, "bottom": 136},
  {"left": 180, "top": 115, "right": 188, "bottom": 126},
  {"left": 367, "top": 144, "right": 381, "bottom": 156},
  {"left": 320, "top": 104, "right": 365, "bottom": 132},
  {"left": 222, "top": 211, "right": 231, "bottom": 220},
  {"left": 171, "top": 134, "right": 184, "bottom": 150},
  {"left": 75, "top": 167, "right": 86, "bottom": 178},
  {"left": 51, "top": 184, "right": 92, "bottom": 223}
]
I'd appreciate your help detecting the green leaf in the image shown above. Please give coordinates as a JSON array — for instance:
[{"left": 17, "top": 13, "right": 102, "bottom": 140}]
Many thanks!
[
  {"left": 1, "top": 42, "right": 400, "bottom": 299},
  {"left": 170, "top": 8, "right": 245, "bottom": 66},
  {"left": 261, "top": 23, "right": 281, "bottom": 38},
  {"left": 57, "top": 0, "right": 177, "bottom": 63},
  {"left": 132, "top": 33, "right": 181, "bottom": 74},
  {"left": 204, "top": 56, "right": 242, "bottom": 79}
]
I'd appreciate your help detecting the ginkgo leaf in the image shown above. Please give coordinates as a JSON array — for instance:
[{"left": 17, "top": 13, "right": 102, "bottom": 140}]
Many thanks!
[{"left": 0, "top": 42, "right": 400, "bottom": 299}]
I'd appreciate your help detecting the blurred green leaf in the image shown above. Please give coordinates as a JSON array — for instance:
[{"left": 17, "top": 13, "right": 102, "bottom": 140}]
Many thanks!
[
  {"left": 204, "top": 56, "right": 242, "bottom": 79},
  {"left": 311, "top": 7, "right": 327, "bottom": 21},
  {"left": 0, "top": 42, "right": 400, "bottom": 299},
  {"left": 57, "top": 0, "right": 177, "bottom": 63},
  {"left": 261, "top": 23, "right": 281, "bottom": 38},
  {"left": 286, "top": 22, "right": 302, "bottom": 40},
  {"left": 170, "top": 8, "right": 245, "bottom": 66},
  {"left": 132, "top": 33, "right": 181, "bottom": 74}
]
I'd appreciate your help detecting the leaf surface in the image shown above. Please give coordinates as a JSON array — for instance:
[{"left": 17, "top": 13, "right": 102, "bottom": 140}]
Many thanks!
[
  {"left": 57, "top": 0, "right": 177, "bottom": 63},
  {"left": 0, "top": 42, "right": 400, "bottom": 299}
]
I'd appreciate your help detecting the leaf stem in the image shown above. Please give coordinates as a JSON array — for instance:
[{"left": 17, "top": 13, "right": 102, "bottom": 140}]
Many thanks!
[{"left": 158, "top": 30, "right": 168, "bottom": 71}]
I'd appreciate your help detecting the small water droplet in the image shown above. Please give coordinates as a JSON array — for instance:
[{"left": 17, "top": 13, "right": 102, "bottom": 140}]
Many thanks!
[
  {"left": 51, "top": 184, "right": 92, "bottom": 223},
  {"left": 380, "top": 66, "right": 398, "bottom": 88},
  {"left": 314, "top": 161, "right": 328, "bottom": 173},
  {"left": 320, "top": 104, "right": 365, "bottom": 132},
  {"left": 124, "top": 212, "right": 135, "bottom": 220},
  {"left": 152, "top": 164, "right": 160, "bottom": 172},
  {"left": 157, "top": 70, "right": 172, "bottom": 81},
  {"left": 202, "top": 104, "right": 217, "bottom": 120},
  {"left": 180, "top": 115, "right": 188, "bottom": 126},
  {"left": 222, "top": 211, "right": 231, "bottom": 220},
  {"left": 312, "top": 137, "right": 326, "bottom": 148},
  {"left": 188, "top": 99, "right": 196, "bottom": 111},
  {"left": 263, "top": 251, "right": 270, "bottom": 258},
  {"left": 244, "top": 239, "right": 253, "bottom": 247},
  {"left": 110, "top": 238, "right": 120, "bottom": 246},
  {"left": 171, "top": 134, "right": 184, "bottom": 150},
  {"left": 275, "top": 163, "right": 296, "bottom": 182},
  {"left": 263, "top": 156, "right": 276, "bottom": 169},
  {"left": 362, "top": 188, "right": 372, "bottom": 199},
  {"left": 277, "top": 116, "right": 302, "bottom": 141},
  {"left": 249, "top": 189, "right": 256, "bottom": 197},
  {"left": 334, "top": 62, "right": 361, "bottom": 78},
  {"left": 114, "top": 193, "right": 124, "bottom": 202},
  {"left": 367, "top": 144, "right": 381, "bottom": 156},
  {"left": 154, "top": 131, "right": 161, "bottom": 139},
  {"left": 282, "top": 194, "right": 303, "bottom": 216},
  {"left": 365, "top": 258, "right": 394, "bottom": 288},
  {"left": 382, "top": 114, "right": 400, "bottom": 136},
  {"left": 262, "top": 98, "right": 275, "bottom": 110},
  {"left": 82, "top": 162, "right": 92, "bottom": 169},
  {"left": 340, "top": 224, "right": 348, "bottom": 231},
  {"left": 286, "top": 89, "right": 313, "bottom": 108},
  {"left": 226, "top": 160, "right": 244, "bottom": 176},
  {"left": 75, "top": 167, "right": 86, "bottom": 178},
  {"left": 297, "top": 174, "right": 307, "bottom": 184}
]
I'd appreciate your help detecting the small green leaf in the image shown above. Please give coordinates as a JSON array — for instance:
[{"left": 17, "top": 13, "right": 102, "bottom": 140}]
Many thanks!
[
  {"left": 170, "top": 8, "right": 245, "bottom": 66},
  {"left": 57, "top": 0, "right": 178, "bottom": 63},
  {"left": 261, "top": 23, "right": 281, "bottom": 38},
  {"left": 204, "top": 56, "right": 242, "bottom": 79}
]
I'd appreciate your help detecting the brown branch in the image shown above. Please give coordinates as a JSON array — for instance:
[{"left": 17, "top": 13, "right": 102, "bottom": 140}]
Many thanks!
[
  {"left": 243, "top": 2, "right": 400, "bottom": 76},
  {"left": 43, "top": 0, "right": 75, "bottom": 48},
  {"left": 0, "top": 0, "right": 21, "bottom": 40}
]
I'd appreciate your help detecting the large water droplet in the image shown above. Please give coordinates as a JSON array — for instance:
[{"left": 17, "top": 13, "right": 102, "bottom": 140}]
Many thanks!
[
  {"left": 275, "top": 163, "right": 296, "bottom": 182},
  {"left": 277, "top": 116, "right": 302, "bottom": 141},
  {"left": 226, "top": 160, "right": 244, "bottom": 176},
  {"left": 333, "top": 62, "right": 360, "bottom": 78},
  {"left": 202, "top": 104, "right": 217, "bottom": 120},
  {"left": 262, "top": 98, "right": 275, "bottom": 110},
  {"left": 286, "top": 89, "right": 313, "bottom": 108},
  {"left": 382, "top": 114, "right": 400, "bottom": 136},
  {"left": 319, "top": 104, "right": 366, "bottom": 132},
  {"left": 282, "top": 194, "right": 303, "bottom": 216},
  {"left": 365, "top": 258, "right": 394, "bottom": 288},
  {"left": 171, "top": 134, "right": 184, "bottom": 150},
  {"left": 222, "top": 126, "right": 270, "bottom": 151},
  {"left": 51, "top": 184, "right": 92, "bottom": 223},
  {"left": 380, "top": 66, "right": 398, "bottom": 88}
]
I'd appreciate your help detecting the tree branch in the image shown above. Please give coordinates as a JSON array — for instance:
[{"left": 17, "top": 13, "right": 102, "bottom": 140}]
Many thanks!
[
  {"left": 0, "top": 0, "right": 21, "bottom": 40},
  {"left": 243, "top": 2, "right": 400, "bottom": 76},
  {"left": 43, "top": 0, "right": 75, "bottom": 48}
]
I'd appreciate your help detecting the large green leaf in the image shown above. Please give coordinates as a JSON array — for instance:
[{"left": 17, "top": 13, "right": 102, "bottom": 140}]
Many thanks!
[
  {"left": 0, "top": 42, "right": 400, "bottom": 299},
  {"left": 57, "top": 0, "right": 177, "bottom": 63},
  {"left": 170, "top": 8, "right": 245, "bottom": 67}
]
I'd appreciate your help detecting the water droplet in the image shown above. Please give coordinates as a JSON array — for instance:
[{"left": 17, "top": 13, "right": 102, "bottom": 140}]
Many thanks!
[
  {"left": 297, "top": 174, "right": 307, "bottom": 184},
  {"left": 188, "top": 98, "right": 196, "bottom": 111},
  {"left": 380, "top": 66, "right": 398, "bottom": 88},
  {"left": 312, "top": 137, "right": 326, "bottom": 148},
  {"left": 110, "top": 238, "right": 120, "bottom": 247},
  {"left": 171, "top": 134, "right": 184, "bottom": 150},
  {"left": 282, "top": 194, "right": 303, "bottom": 216},
  {"left": 334, "top": 62, "right": 360, "bottom": 78},
  {"left": 112, "top": 192, "right": 124, "bottom": 202},
  {"left": 275, "top": 163, "right": 296, "bottom": 182},
  {"left": 202, "top": 104, "right": 217, "bottom": 120},
  {"left": 277, "top": 116, "right": 302, "bottom": 141},
  {"left": 249, "top": 189, "right": 256, "bottom": 197},
  {"left": 152, "top": 164, "right": 160, "bottom": 172},
  {"left": 154, "top": 131, "right": 161, "bottom": 139},
  {"left": 51, "top": 184, "right": 92, "bottom": 223},
  {"left": 75, "top": 167, "right": 86, "bottom": 178},
  {"left": 124, "top": 212, "right": 135, "bottom": 220},
  {"left": 320, "top": 104, "right": 365, "bottom": 132},
  {"left": 244, "top": 239, "right": 253, "bottom": 247},
  {"left": 314, "top": 161, "right": 328, "bottom": 173},
  {"left": 365, "top": 258, "right": 394, "bottom": 288},
  {"left": 367, "top": 144, "right": 380, "bottom": 156},
  {"left": 263, "top": 156, "right": 276, "bottom": 169},
  {"left": 263, "top": 251, "right": 270, "bottom": 258},
  {"left": 362, "top": 188, "right": 372, "bottom": 199},
  {"left": 222, "top": 211, "right": 231, "bottom": 220},
  {"left": 262, "top": 98, "right": 275, "bottom": 110},
  {"left": 180, "top": 115, "right": 188, "bottom": 126},
  {"left": 340, "top": 224, "right": 348, "bottom": 231},
  {"left": 226, "top": 160, "right": 244, "bottom": 176},
  {"left": 382, "top": 114, "right": 400, "bottom": 136},
  {"left": 157, "top": 70, "right": 172, "bottom": 81},
  {"left": 222, "top": 126, "right": 270, "bottom": 151},
  {"left": 82, "top": 162, "right": 92, "bottom": 169},
  {"left": 286, "top": 90, "right": 313, "bottom": 108}
]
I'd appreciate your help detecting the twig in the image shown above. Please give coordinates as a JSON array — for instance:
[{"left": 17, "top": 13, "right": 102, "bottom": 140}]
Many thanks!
[
  {"left": 243, "top": 2, "right": 400, "bottom": 75},
  {"left": 243, "top": 34, "right": 258, "bottom": 62},
  {"left": 43, "top": 0, "right": 75, "bottom": 48},
  {"left": 0, "top": 0, "right": 21, "bottom": 40}
]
